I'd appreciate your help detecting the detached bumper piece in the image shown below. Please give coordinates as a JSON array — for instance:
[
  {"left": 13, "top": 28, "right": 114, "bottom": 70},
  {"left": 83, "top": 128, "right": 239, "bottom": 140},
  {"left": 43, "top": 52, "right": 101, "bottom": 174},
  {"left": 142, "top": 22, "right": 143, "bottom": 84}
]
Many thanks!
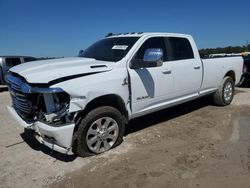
[{"left": 7, "top": 106, "right": 75, "bottom": 154}]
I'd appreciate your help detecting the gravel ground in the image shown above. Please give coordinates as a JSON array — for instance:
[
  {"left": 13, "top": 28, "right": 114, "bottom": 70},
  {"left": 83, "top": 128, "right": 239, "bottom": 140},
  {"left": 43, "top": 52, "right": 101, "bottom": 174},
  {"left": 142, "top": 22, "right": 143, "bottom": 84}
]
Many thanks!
[{"left": 0, "top": 84, "right": 250, "bottom": 188}]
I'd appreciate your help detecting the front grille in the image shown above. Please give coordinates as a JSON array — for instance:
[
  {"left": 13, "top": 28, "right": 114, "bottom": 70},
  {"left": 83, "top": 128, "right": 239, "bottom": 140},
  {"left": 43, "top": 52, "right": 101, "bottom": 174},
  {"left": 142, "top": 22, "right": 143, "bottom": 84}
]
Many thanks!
[{"left": 8, "top": 76, "right": 33, "bottom": 116}]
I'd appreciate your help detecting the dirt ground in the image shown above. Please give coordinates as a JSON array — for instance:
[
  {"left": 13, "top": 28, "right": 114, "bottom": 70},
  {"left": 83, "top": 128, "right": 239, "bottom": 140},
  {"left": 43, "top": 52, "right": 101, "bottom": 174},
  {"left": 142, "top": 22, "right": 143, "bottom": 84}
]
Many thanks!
[{"left": 0, "top": 84, "right": 250, "bottom": 188}]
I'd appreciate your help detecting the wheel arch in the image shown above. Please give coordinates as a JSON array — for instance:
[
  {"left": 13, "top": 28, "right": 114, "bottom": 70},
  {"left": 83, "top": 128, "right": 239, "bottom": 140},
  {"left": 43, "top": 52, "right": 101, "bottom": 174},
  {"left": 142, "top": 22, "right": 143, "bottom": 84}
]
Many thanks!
[
  {"left": 74, "top": 94, "right": 128, "bottom": 131},
  {"left": 224, "top": 70, "right": 235, "bottom": 83}
]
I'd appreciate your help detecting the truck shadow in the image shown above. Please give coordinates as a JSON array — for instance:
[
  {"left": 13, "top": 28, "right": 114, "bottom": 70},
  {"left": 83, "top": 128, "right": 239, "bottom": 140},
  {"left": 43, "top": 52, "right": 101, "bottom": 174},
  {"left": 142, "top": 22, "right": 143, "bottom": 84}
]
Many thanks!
[
  {"left": 238, "top": 81, "right": 250, "bottom": 88},
  {"left": 20, "top": 130, "right": 77, "bottom": 162},
  {"left": 125, "top": 96, "right": 213, "bottom": 136}
]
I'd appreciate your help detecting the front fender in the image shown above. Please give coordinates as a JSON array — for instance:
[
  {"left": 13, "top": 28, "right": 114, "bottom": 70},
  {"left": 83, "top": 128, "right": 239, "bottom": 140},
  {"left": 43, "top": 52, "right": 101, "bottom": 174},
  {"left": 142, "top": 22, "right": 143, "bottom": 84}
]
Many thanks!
[
  {"left": 52, "top": 69, "right": 130, "bottom": 113},
  {"left": 68, "top": 91, "right": 127, "bottom": 112}
]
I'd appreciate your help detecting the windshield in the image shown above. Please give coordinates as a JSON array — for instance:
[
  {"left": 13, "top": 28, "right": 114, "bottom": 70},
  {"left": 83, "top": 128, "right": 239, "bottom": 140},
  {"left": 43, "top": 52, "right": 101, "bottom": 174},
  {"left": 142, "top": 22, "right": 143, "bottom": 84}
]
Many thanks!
[{"left": 80, "top": 37, "right": 140, "bottom": 62}]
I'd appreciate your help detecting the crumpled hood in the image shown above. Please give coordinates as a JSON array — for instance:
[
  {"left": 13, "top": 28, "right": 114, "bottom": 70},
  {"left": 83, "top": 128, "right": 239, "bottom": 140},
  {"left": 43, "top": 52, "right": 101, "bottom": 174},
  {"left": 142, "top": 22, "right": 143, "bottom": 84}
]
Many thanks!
[{"left": 10, "top": 57, "right": 114, "bottom": 84}]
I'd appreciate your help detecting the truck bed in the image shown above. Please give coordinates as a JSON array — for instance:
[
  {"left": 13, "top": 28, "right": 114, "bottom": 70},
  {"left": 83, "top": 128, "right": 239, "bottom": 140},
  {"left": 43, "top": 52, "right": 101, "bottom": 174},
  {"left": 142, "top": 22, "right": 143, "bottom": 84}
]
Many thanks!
[{"left": 201, "top": 56, "right": 243, "bottom": 91}]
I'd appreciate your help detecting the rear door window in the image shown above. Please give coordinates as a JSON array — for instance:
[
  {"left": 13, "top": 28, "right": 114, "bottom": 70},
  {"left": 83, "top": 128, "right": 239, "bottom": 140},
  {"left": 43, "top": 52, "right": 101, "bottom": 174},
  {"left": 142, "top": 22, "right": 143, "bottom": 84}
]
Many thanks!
[
  {"left": 165, "top": 37, "right": 194, "bottom": 61},
  {"left": 5, "top": 58, "right": 21, "bottom": 67}
]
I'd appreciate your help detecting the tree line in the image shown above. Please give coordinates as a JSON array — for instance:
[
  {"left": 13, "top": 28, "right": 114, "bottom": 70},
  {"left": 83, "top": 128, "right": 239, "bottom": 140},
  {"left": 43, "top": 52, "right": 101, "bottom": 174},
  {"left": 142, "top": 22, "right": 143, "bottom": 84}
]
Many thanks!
[{"left": 199, "top": 44, "right": 250, "bottom": 58}]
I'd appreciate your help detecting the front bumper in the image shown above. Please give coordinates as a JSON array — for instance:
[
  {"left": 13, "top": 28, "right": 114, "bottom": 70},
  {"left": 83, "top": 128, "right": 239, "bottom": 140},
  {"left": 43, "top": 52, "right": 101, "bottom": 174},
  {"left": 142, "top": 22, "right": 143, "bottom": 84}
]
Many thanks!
[{"left": 7, "top": 106, "right": 75, "bottom": 154}]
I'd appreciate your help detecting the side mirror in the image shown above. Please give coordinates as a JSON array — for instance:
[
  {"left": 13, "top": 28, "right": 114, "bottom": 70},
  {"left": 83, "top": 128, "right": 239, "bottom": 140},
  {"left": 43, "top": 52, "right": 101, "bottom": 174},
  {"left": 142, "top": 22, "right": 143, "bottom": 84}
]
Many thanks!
[
  {"left": 130, "top": 48, "right": 163, "bottom": 69},
  {"left": 143, "top": 48, "right": 163, "bottom": 62}
]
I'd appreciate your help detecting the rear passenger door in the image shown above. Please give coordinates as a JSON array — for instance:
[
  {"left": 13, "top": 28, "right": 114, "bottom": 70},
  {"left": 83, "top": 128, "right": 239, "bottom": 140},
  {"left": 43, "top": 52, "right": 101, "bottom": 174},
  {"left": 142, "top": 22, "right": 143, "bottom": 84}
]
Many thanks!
[{"left": 165, "top": 37, "right": 202, "bottom": 98}]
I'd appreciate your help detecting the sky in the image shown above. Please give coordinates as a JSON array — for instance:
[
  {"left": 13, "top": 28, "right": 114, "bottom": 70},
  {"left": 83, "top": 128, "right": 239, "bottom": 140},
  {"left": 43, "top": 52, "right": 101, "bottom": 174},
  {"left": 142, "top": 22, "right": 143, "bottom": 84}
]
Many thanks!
[{"left": 0, "top": 0, "right": 249, "bottom": 57}]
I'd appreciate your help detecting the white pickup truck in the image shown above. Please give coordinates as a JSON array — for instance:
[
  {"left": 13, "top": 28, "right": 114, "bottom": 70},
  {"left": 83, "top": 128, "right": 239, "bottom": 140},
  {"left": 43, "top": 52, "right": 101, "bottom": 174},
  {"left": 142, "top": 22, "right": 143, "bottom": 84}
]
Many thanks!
[{"left": 7, "top": 33, "right": 243, "bottom": 156}]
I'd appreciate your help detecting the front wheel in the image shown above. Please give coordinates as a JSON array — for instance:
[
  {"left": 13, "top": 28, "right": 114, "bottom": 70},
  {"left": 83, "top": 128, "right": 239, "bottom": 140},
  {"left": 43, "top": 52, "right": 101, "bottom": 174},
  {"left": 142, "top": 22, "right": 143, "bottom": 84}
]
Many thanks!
[
  {"left": 72, "top": 106, "right": 125, "bottom": 157},
  {"left": 213, "top": 76, "right": 235, "bottom": 106}
]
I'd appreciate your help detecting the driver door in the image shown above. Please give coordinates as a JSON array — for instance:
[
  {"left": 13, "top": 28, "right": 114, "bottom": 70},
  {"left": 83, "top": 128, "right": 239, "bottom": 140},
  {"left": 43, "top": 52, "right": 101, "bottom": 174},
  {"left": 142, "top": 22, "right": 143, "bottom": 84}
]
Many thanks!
[{"left": 128, "top": 37, "right": 175, "bottom": 115}]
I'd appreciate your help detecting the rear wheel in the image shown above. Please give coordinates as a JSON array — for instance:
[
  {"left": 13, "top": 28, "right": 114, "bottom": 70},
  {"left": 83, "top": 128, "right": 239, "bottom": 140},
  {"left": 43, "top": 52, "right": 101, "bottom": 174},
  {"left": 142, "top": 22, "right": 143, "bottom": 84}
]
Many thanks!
[
  {"left": 72, "top": 106, "right": 125, "bottom": 157},
  {"left": 213, "top": 76, "right": 235, "bottom": 106}
]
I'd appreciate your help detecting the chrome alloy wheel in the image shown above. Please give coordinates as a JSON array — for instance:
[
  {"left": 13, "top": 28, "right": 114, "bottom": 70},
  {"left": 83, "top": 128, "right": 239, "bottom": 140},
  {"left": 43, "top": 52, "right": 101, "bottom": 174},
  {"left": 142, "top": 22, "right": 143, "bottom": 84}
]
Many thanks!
[
  {"left": 86, "top": 117, "right": 119, "bottom": 153},
  {"left": 224, "top": 82, "right": 233, "bottom": 102}
]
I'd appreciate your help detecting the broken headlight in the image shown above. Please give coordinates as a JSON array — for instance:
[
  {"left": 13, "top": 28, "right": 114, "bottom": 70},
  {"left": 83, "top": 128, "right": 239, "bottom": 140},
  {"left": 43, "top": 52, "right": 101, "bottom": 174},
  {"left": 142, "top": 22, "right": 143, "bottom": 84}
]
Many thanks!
[
  {"left": 42, "top": 91, "right": 70, "bottom": 113},
  {"left": 35, "top": 88, "right": 71, "bottom": 124}
]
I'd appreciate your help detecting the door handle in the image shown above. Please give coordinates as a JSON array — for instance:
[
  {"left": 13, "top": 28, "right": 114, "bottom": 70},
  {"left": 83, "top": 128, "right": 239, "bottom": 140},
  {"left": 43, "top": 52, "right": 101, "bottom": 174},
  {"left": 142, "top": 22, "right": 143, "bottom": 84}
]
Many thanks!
[
  {"left": 162, "top": 69, "right": 172, "bottom": 74},
  {"left": 194, "top": 66, "right": 201, "bottom": 70}
]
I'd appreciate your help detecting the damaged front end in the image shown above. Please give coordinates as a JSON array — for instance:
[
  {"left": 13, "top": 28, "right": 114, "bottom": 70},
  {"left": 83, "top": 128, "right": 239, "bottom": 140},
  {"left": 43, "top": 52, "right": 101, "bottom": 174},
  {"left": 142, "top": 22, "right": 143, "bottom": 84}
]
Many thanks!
[
  {"left": 7, "top": 73, "right": 75, "bottom": 124},
  {"left": 7, "top": 73, "right": 77, "bottom": 154},
  {"left": 35, "top": 91, "right": 73, "bottom": 125}
]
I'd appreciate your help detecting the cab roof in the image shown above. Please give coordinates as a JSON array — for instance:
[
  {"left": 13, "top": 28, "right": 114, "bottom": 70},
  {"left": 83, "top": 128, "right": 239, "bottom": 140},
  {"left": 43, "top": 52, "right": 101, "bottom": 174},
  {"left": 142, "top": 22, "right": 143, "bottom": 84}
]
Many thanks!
[{"left": 106, "top": 32, "right": 191, "bottom": 38}]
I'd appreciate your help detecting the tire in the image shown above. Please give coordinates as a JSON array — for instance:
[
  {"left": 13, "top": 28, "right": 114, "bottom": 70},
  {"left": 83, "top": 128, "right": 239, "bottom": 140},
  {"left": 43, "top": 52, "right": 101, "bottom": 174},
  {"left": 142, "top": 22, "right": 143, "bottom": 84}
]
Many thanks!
[
  {"left": 72, "top": 106, "right": 125, "bottom": 157},
  {"left": 213, "top": 76, "right": 235, "bottom": 106}
]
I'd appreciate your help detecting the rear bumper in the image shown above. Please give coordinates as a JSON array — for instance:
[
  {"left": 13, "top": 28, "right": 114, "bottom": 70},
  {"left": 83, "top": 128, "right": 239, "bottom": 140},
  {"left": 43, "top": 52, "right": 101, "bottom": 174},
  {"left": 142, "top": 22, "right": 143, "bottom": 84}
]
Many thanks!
[{"left": 7, "top": 106, "right": 75, "bottom": 154}]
